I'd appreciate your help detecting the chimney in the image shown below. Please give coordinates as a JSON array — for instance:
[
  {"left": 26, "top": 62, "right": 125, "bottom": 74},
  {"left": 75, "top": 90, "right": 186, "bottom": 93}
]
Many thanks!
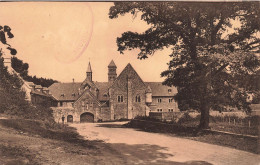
[
  {"left": 72, "top": 78, "right": 75, "bottom": 83},
  {"left": 3, "top": 53, "right": 13, "bottom": 73}
]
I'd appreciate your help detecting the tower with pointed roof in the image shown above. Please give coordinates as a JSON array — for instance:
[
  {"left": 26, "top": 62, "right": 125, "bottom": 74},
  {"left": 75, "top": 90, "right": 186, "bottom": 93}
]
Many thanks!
[
  {"left": 86, "top": 62, "right": 92, "bottom": 82},
  {"left": 108, "top": 60, "right": 117, "bottom": 84}
]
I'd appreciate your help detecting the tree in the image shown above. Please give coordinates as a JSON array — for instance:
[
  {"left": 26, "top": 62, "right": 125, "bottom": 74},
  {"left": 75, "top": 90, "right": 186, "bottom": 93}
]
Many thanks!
[
  {"left": 0, "top": 25, "right": 17, "bottom": 56},
  {"left": 11, "top": 57, "right": 58, "bottom": 87},
  {"left": 109, "top": 2, "right": 260, "bottom": 129}
]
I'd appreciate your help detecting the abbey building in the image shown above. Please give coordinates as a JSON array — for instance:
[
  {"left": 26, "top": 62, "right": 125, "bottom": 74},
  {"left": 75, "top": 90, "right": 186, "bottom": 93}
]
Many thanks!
[{"left": 48, "top": 60, "right": 179, "bottom": 123}]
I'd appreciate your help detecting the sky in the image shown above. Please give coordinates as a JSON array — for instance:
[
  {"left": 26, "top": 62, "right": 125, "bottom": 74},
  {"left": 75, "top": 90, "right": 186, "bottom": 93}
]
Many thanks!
[{"left": 0, "top": 2, "right": 172, "bottom": 83}]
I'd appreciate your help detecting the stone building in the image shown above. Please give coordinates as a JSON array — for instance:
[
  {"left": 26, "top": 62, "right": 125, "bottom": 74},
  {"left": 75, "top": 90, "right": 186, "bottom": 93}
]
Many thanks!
[
  {"left": 49, "top": 60, "right": 179, "bottom": 123},
  {"left": 2, "top": 53, "right": 53, "bottom": 105}
]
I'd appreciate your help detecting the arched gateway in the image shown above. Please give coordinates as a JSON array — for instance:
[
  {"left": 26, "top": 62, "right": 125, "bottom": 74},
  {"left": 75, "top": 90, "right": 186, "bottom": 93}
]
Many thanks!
[{"left": 80, "top": 112, "right": 94, "bottom": 123}]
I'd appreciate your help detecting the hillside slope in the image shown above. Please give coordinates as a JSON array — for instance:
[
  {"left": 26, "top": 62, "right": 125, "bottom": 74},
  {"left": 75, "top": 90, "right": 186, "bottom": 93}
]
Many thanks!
[{"left": 0, "top": 57, "right": 54, "bottom": 121}]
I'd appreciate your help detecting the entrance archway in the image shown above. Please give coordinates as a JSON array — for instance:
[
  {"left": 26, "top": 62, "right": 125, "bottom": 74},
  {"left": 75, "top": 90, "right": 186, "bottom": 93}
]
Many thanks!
[
  {"left": 80, "top": 112, "right": 94, "bottom": 123},
  {"left": 67, "top": 115, "right": 73, "bottom": 123}
]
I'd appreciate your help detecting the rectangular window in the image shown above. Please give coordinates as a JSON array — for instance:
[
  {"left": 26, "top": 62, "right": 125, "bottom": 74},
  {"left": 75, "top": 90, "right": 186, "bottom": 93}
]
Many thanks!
[
  {"left": 158, "top": 98, "right": 162, "bottom": 103},
  {"left": 135, "top": 95, "right": 141, "bottom": 102},
  {"left": 169, "top": 98, "right": 173, "bottom": 103},
  {"left": 118, "top": 95, "right": 123, "bottom": 102}
]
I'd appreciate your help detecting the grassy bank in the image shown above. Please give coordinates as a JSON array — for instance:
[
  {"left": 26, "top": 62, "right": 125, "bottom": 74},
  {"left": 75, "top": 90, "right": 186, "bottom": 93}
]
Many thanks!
[
  {"left": 126, "top": 119, "right": 259, "bottom": 154},
  {"left": 0, "top": 118, "right": 127, "bottom": 165}
]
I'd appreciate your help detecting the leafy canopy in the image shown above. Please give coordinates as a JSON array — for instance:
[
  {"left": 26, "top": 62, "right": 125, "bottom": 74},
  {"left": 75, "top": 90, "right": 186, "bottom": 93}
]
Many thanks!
[{"left": 109, "top": 2, "right": 260, "bottom": 112}]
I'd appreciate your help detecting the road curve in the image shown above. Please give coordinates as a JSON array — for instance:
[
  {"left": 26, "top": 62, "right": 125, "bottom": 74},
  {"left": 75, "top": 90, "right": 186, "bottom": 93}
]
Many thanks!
[{"left": 71, "top": 122, "right": 259, "bottom": 165}]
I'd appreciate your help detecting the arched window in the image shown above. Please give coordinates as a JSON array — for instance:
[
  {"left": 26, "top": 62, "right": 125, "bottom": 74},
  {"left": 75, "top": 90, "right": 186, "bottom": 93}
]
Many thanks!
[
  {"left": 135, "top": 95, "right": 141, "bottom": 102},
  {"left": 117, "top": 95, "right": 123, "bottom": 102}
]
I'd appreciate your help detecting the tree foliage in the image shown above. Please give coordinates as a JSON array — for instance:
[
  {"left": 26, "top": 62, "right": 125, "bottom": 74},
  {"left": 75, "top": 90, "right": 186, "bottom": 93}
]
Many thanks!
[
  {"left": 11, "top": 57, "right": 58, "bottom": 87},
  {"left": 0, "top": 26, "right": 54, "bottom": 121},
  {"left": 0, "top": 25, "right": 17, "bottom": 55},
  {"left": 109, "top": 2, "right": 260, "bottom": 128}
]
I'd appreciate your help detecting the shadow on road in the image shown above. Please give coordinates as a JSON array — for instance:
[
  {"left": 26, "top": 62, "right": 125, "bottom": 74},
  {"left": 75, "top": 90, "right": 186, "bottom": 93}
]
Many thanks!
[
  {"left": 96, "top": 123, "right": 127, "bottom": 128},
  {"left": 0, "top": 119, "right": 214, "bottom": 164},
  {"left": 103, "top": 142, "right": 213, "bottom": 165}
]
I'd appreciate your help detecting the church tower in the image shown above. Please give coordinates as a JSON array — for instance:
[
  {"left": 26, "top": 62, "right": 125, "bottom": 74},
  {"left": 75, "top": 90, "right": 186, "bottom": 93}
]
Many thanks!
[
  {"left": 108, "top": 60, "right": 117, "bottom": 84},
  {"left": 86, "top": 62, "right": 92, "bottom": 82}
]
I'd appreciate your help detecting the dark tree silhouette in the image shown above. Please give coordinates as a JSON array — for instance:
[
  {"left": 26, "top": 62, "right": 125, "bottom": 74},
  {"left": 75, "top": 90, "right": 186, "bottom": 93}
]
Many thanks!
[
  {"left": 109, "top": 2, "right": 260, "bottom": 128},
  {"left": 11, "top": 57, "right": 58, "bottom": 87}
]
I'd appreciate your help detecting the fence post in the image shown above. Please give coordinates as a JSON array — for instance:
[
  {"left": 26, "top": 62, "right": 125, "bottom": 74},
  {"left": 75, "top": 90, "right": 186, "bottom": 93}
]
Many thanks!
[
  {"left": 234, "top": 119, "right": 235, "bottom": 125},
  {"left": 229, "top": 117, "right": 230, "bottom": 125},
  {"left": 249, "top": 120, "right": 251, "bottom": 128}
]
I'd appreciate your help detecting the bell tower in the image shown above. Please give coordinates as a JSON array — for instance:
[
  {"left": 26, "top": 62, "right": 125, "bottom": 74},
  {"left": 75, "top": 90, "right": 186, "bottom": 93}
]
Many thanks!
[
  {"left": 86, "top": 62, "right": 92, "bottom": 82},
  {"left": 108, "top": 60, "right": 117, "bottom": 84}
]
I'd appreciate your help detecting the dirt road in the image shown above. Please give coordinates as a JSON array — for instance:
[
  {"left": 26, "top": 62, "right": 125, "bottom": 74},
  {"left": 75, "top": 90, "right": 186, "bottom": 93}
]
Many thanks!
[{"left": 71, "top": 122, "right": 260, "bottom": 165}]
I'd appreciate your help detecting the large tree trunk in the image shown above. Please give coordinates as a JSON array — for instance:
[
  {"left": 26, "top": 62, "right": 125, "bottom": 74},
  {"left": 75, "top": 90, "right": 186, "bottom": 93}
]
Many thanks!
[
  {"left": 198, "top": 77, "right": 211, "bottom": 129},
  {"left": 199, "top": 101, "right": 210, "bottom": 129}
]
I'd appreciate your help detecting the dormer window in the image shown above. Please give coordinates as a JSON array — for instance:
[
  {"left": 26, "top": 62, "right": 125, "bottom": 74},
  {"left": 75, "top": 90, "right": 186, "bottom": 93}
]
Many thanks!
[
  {"left": 168, "top": 89, "right": 172, "bottom": 93},
  {"left": 103, "top": 94, "right": 108, "bottom": 97},
  {"left": 72, "top": 93, "right": 76, "bottom": 97},
  {"left": 61, "top": 94, "right": 65, "bottom": 97}
]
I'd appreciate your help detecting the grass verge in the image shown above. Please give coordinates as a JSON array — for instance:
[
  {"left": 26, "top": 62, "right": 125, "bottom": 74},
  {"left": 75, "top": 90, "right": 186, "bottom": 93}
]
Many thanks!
[{"left": 126, "top": 119, "right": 259, "bottom": 154}]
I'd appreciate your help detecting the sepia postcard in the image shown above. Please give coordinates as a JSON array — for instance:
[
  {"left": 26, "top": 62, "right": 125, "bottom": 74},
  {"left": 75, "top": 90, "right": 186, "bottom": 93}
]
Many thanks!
[{"left": 0, "top": 1, "right": 259, "bottom": 165}]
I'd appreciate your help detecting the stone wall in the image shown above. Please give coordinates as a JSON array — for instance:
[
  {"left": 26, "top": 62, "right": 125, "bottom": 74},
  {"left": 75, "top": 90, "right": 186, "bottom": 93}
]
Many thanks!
[
  {"left": 109, "top": 64, "right": 147, "bottom": 120},
  {"left": 149, "top": 96, "right": 178, "bottom": 112},
  {"left": 52, "top": 90, "right": 111, "bottom": 123},
  {"left": 100, "top": 107, "right": 111, "bottom": 121}
]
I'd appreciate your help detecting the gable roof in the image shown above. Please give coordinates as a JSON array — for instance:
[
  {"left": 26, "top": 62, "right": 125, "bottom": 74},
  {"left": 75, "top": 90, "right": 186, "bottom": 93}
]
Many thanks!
[
  {"left": 31, "top": 89, "right": 54, "bottom": 98},
  {"left": 95, "top": 82, "right": 109, "bottom": 101},
  {"left": 48, "top": 63, "right": 178, "bottom": 101},
  {"left": 48, "top": 82, "right": 110, "bottom": 101},
  {"left": 145, "top": 82, "right": 177, "bottom": 97},
  {"left": 74, "top": 88, "right": 102, "bottom": 106},
  {"left": 48, "top": 82, "right": 81, "bottom": 101},
  {"left": 111, "top": 63, "right": 146, "bottom": 90}
]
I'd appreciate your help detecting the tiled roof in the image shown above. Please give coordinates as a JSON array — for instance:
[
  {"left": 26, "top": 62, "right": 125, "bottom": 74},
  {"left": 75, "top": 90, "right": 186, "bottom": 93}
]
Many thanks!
[
  {"left": 145, "top": 82, "right": 177, "bottom": 97},
  {"left": 48, "top": 82, "right": 110, "bottom": 101},
  {"left": 48, "top": 82, "right": 177, "bottom": 101},
  {"left": 48, "top": 82, "right": 81, "bottom": 101},
  {"left": 108, "top": 60, "right": 116, "bottom": 67},
  {"left": 95, "top": 82, "right": 109, "bottom": 101},
  {"left": 31, "top": 89, "right": 53, "bottom": 98}
]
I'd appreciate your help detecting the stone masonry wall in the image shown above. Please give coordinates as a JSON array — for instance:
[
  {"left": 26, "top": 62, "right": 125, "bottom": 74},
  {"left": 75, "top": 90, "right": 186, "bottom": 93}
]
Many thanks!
[{"left": 149, "top": 96, "right": 179, "bottom": 112}]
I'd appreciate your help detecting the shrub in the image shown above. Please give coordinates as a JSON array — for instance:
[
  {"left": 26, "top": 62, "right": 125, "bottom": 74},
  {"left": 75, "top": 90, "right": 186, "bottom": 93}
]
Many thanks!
[{"left": 0, "top": 56, "right": 55, "bottom": 124}]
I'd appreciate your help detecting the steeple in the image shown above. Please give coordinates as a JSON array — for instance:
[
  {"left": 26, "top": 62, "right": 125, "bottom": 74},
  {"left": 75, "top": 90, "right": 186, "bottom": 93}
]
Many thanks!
[
  {"left": 108, "top": 60, "right": 117, "bottom": 84},
  {"left": 86, "top": 62, "right": 92, "bottom": 81}
]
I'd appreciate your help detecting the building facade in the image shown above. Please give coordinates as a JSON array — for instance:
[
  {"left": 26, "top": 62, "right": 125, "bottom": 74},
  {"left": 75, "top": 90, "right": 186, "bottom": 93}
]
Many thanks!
[{"left": 48, "top": 60, "right": 179, "bottom": 123}]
